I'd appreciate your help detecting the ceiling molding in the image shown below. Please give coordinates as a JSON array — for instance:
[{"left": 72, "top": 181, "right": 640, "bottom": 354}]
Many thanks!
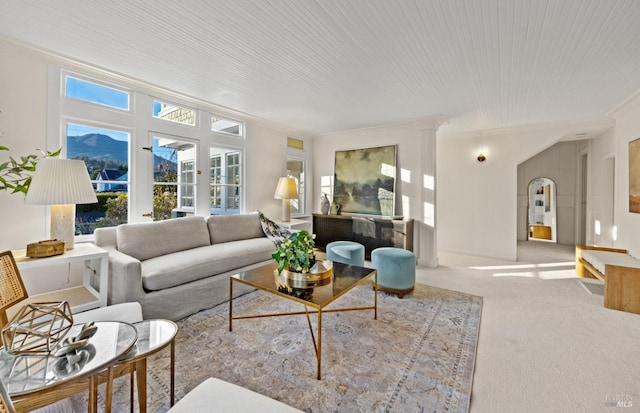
[{"left": 439, "top": 115, "right": 615, "bottom": 140}]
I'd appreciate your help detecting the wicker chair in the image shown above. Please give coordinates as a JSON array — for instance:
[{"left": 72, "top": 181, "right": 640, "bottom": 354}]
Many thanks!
[{"left": 0, "top": 251, "right": 28, "bottom": 331}]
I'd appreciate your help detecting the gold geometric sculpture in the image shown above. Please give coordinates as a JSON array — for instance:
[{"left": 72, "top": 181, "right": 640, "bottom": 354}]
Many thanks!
[{"left": 1, "top": 301, "right": 73, "bottom": 355}]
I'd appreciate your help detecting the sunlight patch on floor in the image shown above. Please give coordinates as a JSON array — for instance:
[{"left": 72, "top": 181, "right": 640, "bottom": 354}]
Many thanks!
[
  {"left": 470, "top": 262, "right": 574, "bottom": 271},
  {"left": 466, "top": 261, "right": 577, "bottom": 280},
  {"left": 491, "top": 269, "right": 577, "bottom": 280}
]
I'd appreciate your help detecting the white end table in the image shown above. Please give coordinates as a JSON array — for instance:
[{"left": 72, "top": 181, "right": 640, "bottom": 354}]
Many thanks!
[{"left": 10, "top": 243, "right": 109, "bottom": 317}]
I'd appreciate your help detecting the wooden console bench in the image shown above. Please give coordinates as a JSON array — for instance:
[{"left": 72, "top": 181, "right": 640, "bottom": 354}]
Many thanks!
[{"left": 576, "top": 245, "right": 640, "bottom": 315}]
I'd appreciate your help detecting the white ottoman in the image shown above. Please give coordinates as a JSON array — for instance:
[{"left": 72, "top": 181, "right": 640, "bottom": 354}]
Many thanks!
[{"left": 168, "top": 378, "right": 302, "bottom": 413}]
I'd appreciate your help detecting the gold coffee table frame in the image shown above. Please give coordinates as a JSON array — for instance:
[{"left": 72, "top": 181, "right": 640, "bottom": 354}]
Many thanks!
[{"left": 229, "top": 261, "right": 377, "bottom": 380}]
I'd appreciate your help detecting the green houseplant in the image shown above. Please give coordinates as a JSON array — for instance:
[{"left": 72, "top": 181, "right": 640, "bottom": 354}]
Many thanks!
[
  {"left": 272, "top": 230, "right": 316, "bottom": 275},
  {"left": 0, "top": 146, "right": 61, "bottom": 194}
]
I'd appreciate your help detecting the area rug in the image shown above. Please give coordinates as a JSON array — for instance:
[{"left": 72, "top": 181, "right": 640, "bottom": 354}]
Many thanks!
[{"left": 67, "top": 283, "right": 482, "bottom": 413}]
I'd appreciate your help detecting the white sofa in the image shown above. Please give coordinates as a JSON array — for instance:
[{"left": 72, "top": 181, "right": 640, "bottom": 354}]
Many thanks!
[{"left": 94, "top": 212, "right": 275, "bottom": 320}]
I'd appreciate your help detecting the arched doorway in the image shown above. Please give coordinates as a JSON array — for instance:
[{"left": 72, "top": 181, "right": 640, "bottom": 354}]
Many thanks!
[{"left": 527, "top": 177, "right": 557, "bottom": 242}]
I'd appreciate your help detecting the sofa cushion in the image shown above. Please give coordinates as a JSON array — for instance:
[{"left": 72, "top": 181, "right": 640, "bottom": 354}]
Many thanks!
[
  {"left": 117, "top": 216, "right": 210, "bottom": 261},
  {"left": 581, "top": 250, "right": 640, "bottom": 275},
  {"left": 141, "top": 237, "right": 275, "bottom": 291},
  {"left": 206, "top": 212, "right": 265, "bottom": 244}
]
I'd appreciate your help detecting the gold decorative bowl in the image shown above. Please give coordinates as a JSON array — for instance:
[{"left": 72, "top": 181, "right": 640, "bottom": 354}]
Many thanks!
[{"left": 280, "top": 260, "right": 333, "bottom": 283}]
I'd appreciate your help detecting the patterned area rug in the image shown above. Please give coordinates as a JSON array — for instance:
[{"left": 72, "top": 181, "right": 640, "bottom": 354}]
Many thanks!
[{"left": 67, "top": 283, "right": 482, "bottom": 413}]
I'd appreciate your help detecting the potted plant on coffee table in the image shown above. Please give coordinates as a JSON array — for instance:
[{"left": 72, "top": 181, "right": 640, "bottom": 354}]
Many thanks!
[{"left": 272, "top": 230, "right": 332, "bottom": 282}]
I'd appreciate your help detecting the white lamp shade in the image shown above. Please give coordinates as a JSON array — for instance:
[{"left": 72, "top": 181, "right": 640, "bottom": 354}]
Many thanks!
[
  {"left": 274, "top": 177, "right": 298, "bottom": 200},
  {"left": 25, "top": 158, "right": 98, "bottom": 205}
]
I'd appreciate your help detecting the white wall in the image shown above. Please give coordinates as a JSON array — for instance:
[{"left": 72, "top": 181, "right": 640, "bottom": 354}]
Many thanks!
[
  {"left": 437, "top": 119, "right": 611, "bottom": 261},
  {"left": 610, "top": 92, "right": 640, "bottom": 257},
  {"left": 245, "top": 122, "right": 314, "bottom": 220},
  {"left": 0, "top": 40, "right": 49, "bottom": 252},
  {"left": 313, "top": 118, "right": 442, "bottom": 267},
  {"left": 585, "top": 130, "right": 616, "bottom": 247}
]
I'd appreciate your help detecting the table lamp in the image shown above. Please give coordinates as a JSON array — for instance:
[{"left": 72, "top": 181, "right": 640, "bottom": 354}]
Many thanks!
[
  {"left": 24, "top": 158, "right": 98, "bottom": 250},
  {"left": 274, "top": 177, "right": 298, "bottom": 222}
]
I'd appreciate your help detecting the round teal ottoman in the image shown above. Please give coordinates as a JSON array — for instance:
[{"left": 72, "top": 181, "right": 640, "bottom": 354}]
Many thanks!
[
  {"left": 326, "top": 241, "right": 365, "bottom": 267},
  {"left": 371, "top": 247, "right": 416, "bottom": 298}
]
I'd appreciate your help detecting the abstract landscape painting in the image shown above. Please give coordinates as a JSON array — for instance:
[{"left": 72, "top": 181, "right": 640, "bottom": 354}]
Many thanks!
[{"left": 333, "top": 145, "right": 396, "bottom": 216}]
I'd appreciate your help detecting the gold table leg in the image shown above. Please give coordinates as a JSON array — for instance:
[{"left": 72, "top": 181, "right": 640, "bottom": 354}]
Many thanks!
[
  {"left": 136, "top": 360, "right": 147, "bottom": 413},
  {"left": 129, "top": 371, "right": 135, "bottom": 413},
  {"left": 317, "top": 309, "right": 322, "bottom": 380},
  {"left": 374, "top": 271, "right": 378, "bottom": 320},
  {"left": 105, "top": 366, "right": 114, "bottom": 413},
  {"left": 229, "top": 279, "right": 234, "bottom": 331},
  {"left": 170, "top": 339, "right": 175, "bottom": 406},
  {"left": 89, "top": 375, "right": 98, "bottom": 413}
]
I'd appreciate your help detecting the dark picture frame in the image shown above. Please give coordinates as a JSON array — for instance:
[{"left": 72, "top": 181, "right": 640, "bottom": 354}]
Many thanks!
[{"left": 333, "top": 144, "right": 397, "bottom": 216}]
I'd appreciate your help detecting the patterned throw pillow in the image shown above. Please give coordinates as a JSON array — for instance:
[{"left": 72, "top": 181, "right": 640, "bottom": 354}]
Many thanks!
[{"left": 257, "top": 211, "right": 292, "bottom": 247}]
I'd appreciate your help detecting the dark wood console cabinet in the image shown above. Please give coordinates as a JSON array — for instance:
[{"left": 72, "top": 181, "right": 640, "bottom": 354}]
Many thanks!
[{"left": 312, "top": 213, "right": 414, "bottom": 259}]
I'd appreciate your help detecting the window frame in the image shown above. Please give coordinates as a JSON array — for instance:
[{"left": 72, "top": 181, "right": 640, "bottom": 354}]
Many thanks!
[
  {"left": 63, "top": 73, "right": 132, "bottom": 112},
  {"left": 286, "top": 137, "right": 309, "bottom": 217},
  {"left": 50, "top": 67, "right": 248, "bottom": 243},
  {"left": 210, "top": 113, "right": 243, "bottom": 137},
  {"left": 209, "top": 146, "right": 243, "bottom": 215},
  {"left": 152, "top": 98, "right": 197, "bottom": 127}
]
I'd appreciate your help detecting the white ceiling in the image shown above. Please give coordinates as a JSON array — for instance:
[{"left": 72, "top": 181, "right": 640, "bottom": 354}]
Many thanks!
[{"left": 1, "top": 0, "right": 640, "bottom": 135}]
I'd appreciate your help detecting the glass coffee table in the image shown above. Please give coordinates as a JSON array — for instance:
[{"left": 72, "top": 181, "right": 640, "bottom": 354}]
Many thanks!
[{"left": 229, "top": 261, "right": 377, "bottom": 379}]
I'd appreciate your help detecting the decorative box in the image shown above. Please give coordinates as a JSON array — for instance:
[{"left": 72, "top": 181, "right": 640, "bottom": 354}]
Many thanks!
[{"left": 26, "top": 239, "right": 65, "bottom": 258}]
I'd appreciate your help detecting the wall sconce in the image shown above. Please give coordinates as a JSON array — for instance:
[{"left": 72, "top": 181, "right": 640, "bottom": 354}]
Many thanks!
[
  {"left": 477, "top": 153, "right": 486, "bottom": 162},
  {"left": 274, "top": 177, "right": 298, "bottom": 222}
]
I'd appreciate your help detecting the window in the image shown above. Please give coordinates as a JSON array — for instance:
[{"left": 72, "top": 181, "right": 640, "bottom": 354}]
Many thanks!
[
  {"left": 226, "top": 152, "right": 241, "bottom": 211},
  {"left": 211, "top": 114, "right": 242, "bottom": 136},
  {"left": 151, "top": 135, "right": 197, "bottom": 219},
  {"left": 287, "top": 159, "right": 305, "bottom": 215},
  {"left": 210, "top": 147, "right": 241, "bottom": 214},
  {"left": 153, "top": 100, "right": 196, "bottom": 126},
  {"left": 67, "top": 123, "right": 130, "bottom": 234},
  {"left": 54, "top": 69, "right": 246, "bottom": 238},
  {"left": 180, "top": 161, "right": 195, "bottom": 208},
  {"left": 321, "top": 175, "right": 333, "bottom": 200},
  {"left": 210, "top": 155, "right": 222, "bottom": 209},
  {"left": 65, "top": 75, "right": 129, "bottom": 110}
]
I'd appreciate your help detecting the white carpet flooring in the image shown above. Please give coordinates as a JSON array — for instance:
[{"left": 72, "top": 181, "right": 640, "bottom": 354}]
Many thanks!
[{"left": 420, "top": 241, "right": 639, "bottom": 413}]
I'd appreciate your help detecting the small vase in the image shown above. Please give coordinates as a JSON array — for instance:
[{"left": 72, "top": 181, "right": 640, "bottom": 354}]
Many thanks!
[{"left": 320, "top": 193, "right": 330, "bottom": 214}]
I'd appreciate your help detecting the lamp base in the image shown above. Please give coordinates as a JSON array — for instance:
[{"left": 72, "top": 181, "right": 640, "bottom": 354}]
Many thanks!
[
  {"left": 51, "top": 204, "right": 76, "bottom": 250},
  {"left": 281, "top": 199, "right": 292, "bottom": 222}
]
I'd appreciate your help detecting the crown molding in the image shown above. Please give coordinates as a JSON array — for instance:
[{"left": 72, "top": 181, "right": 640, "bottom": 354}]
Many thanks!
[
  {"left": 606, "top": 86, "right": 640, "bottom": 119},
  {"left": 438, "top": 115, "right": 614, "bottom": 140}
]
